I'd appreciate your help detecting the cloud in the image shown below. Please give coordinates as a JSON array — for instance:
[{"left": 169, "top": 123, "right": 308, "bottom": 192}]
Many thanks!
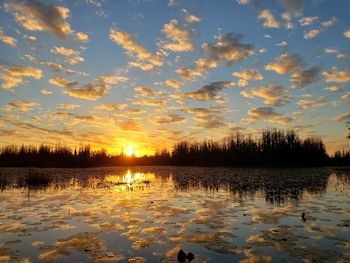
[
  {"left": 161, "top": 19, "right": 193, "bottom": 52},
  {"left": 241, "top": 84, "right": 290, "bottom": 106},
  {"left": 321, "top": 17, "right": 337, "bottom": 28},
  {"left": 50, "top": 46, "right": 84, "bottom": 65},
  {"left": 336, "top": 53, "right": 350, "bottom": 60},
  {"left": 236, "top": 0, "right": 250, "bottom": 5},
  {"left": 150, "top": 114, "right": 186, "bottom": 125},
  {"left": 119, "top": 120, "right": 142, "bottom": 131},
  {"left": 324, "top": 47, "right": 338, "bottom": 54},
  {"left": 242, "top": 107, "right": 282, "bottom": 124},
  {"left": 297, "top": 96, "right": 326, "bottom": 109},
  {"left": 134, "top": 86, "right": 155, "bottom": 96},
  {"left": 184, "top": 13, "right": 201, "bottom": 23},
  {"left": 3, "top": 101, "right": 39, "bottom": 112},
  {"left": 325, "top": 86, "right": 342, "bottom": 92},
  {"left": 0, "top": 65, "right": 42, "bottom": 89},
  {"left": 276, "top": 41, "right": 288, "bottom": 47},
  {"left": 40, "top": 61, "right": 62, "bottom": 72},
  {"left": 0, "top": 28, "right": 17, "bottom": 47},
  {"left": 133, "top": 99, "right": 166, "bottom": 107},
  {"left": 333, "top": 113, "right": 350, "bottom": 122},
  {"left": 165, "top": 79, "right": 181, "bottom": 90},
  {"left": 322, "top": 67, "right": 350, "bottom": 83},
  {"left": 345, "top": 29, "right": 350, "bottom": 39},
  {"left": 16, "top": 122, "right": 73, "bottom": 136},
  {"left": 109, "top": 27, "right": 162, "bottom": 71},
  {"left": 202, "top": 33, "right": 254, "bottom": 64},
  {"left": 299, "top": 16, "right": 318, "bottom": 26},
  {"left": 258, "top": 10, "right": 280, "bottom": 29},
  {"left": 4, "top": 0, "right": 73, "bottom": 39},
  {"left": 176, "top": 58, "right": 218, "bottom": 81},
  {"left": 290, "top": 66, "right": 320, "bottom": 89},
  {"left": 281, "top": 0, "right": 304, "bottom": 18},
  {"left": 49, "top": 77, "right": 77, "bottom": 88},
  {"left": 303, "top": 29, "right": 320, "bottom": 39},
  {"left": 125, "top": 109, "right": 146, "bottom": 115},
  {"left": 341, "top": 93, "right": 350, "bottom": 103},
  {"left": 56, "top": 104, "right": 80, "bottom": 110},
  {"left": 183, "top": 81, "right": 233, "bottom": 100},
  {"left": 40, "top": 89, "right": 52, "bottom": 95},
  {"left": 76, "top": 32, "right": 89, "bottom": 42},
  {"left": 64, "top": 83, "right": 110, "bottom": 100},
  {"left": 269, "top": 117, "right": 296, "bottom": 124},
  {"left": 98, "top": 75, "right": 128, "bottom": 85},
  {"left": 233, "top": 69, "right": 263, "bottom": 87},
  {"left": 265, "top": 53, "right": 303, "bottom": 75},
  {"left": 95, "top": 104, "right": 128, "bottom": 111}
]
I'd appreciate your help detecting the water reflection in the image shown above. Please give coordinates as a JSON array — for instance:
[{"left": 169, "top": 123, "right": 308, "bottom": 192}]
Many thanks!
[{"left": 0, "top": 167, "right": 349, "bottom": 262}]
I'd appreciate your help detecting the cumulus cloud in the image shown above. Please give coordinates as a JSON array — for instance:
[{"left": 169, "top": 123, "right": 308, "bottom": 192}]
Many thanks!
[
  {"left": 202, "top": 33, "right": 253, "bottom": 64},
  {"left": 0, "top": 27, "right": 17, "bottom": 47},
  {"left": 165, "top": 79, "right": 181, "bottom": 90},
  {"left": 333, "top": 113, "right": 350, "bottom": 122},
  {"left": 161, "top": 19, "right": 193, "bottom": 52},
  {"left": 64, "top": 83, "right": 110, "bottom": 101},
  {"left": 76, "top": 32, "right": 89, "bottom": 42},
  {"left": 290, "top": 66, "right": 320, "bottom": 89},
  {"left": 281, "top": 0, "right": 304, "bottom": 18},
  {"left": 321, "top": 17, "right": 337, "bottom": 28},
  {"left": 95, "top": 103, "right": 128, "bottom": 111},
  {"left": 0, "top": 65, "right": 42, "bottom": 89},
  {"left": 341, "top": 93, "right": 350, "bottom": 103},
  {"left": 345, "top": 29, "right": 350, "bottom": 39},
  {"left": 258, "top": 10, "right": 280, "bottom": 29},
  {"left": 40, "top": 89, "right": 52, "bottom": 95},
  {"left": 4, "top": 0, "right": 73, "bottom": 39},
  {"left": 56, "top": 104, "right": 80, "bottom": 110},
  {"left": 241, "top": 84, "right": 290, "bottom": 106},
  {"left": 3, "top": 101, "right": 39, "bottom": 112},
  {"left": 119, "top": 120, "right": 142, "bottom": 131},
  {"left": 297, "top": 96, "right": 326, "bottom": 109},
  {"left": 276, "top": 41, "right": 288, "bottom": 47},
  {"left": 49, "top": 77, "right": 77, "bottom": 88},
  {"left": 40, "top": 61, "right": 63, "bottom": 72},
  {"left": 134, "top": 86, "right": 155, "bottom": 96},
  {"left": 265, "top": 53, "right": 303, "bottom": 75},
  {"left": 109, "top": 27, "right": 162, "bottom": 71},
  {"left": 150, "top": 114, "right": 186, "bottom": 125},
  {"left": 98, "top": 75, "right": 128, "bottom": 85},
  {"left": 233, "top": 69, "right": 263, "bottom": 87},
  {"left": 325, "top": 86, "right": 342, "bottom": 92},
  {"left": 50, "top": 46, "right": 84, "bottom": 65},
  {"left": 299, "top": 16, "right": 318, "bottom": 26},
  {"left": 182, "top": 9, "right": 201, "bottom": 23},
  {"left": 241, "top": 107, "right": 282, "bottom": 124},
  {"left": 183, "top": 81, "right": 233, "bottom": 100},
  {"left": 303, "top": 29, "right": 320, "bottom": 39},
  {"left": 133, "top": 99, "right": 166, "bottom": 107},
  {"left": 322, "top": 67, "right": 350, "bottom": 83}
]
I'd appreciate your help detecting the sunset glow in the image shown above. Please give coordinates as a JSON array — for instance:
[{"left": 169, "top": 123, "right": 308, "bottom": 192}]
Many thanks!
[
  {"left": 0, "top": 0, "right": 349, "bottom": 155},
  {"left": 125, "top": 145, "right": 134, "bottom": 157}
]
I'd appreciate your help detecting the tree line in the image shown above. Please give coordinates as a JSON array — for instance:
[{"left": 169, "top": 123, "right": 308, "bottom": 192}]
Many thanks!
[{"left": 0, "top": 128, "right": 349, "bottom": 167}]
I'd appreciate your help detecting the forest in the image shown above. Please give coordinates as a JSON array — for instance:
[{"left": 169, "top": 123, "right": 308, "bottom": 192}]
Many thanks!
[{"left": 0, "top": 128, "right": 349, "bottom": 167}]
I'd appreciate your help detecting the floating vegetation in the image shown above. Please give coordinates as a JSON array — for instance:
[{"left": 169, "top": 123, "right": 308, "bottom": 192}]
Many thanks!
[{"left": 0, "top": 167, "right": 349, "bottom": 262}]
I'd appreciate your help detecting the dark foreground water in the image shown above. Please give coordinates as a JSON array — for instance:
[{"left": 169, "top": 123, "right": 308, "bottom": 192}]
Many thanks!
[{"left": 0, "top": 167, "right": 349, "bottom": 263}]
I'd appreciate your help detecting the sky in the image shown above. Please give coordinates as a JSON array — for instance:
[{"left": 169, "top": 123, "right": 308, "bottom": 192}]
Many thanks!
[{"left": 0, "top": 0, "right": 349, "bottom": 156}]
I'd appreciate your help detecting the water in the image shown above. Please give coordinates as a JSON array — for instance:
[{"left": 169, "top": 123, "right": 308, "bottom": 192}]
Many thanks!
[{"left": 0, "top": 167, "right": 349, "bottom": 262}]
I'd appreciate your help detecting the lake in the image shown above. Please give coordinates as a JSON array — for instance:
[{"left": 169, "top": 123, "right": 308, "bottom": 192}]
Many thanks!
[{"left": 0, "top": 167, "right": 349, "bottom": 262}]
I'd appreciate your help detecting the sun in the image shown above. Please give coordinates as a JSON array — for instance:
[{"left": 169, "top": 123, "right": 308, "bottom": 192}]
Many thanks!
[{"left": 124, "top": 145, "right": 133, "bottom": 157}]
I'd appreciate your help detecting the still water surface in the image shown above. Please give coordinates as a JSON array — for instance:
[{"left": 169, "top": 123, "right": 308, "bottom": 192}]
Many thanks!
[{"left": 0, "top": 167, "right": 349, "bottom": 262}]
